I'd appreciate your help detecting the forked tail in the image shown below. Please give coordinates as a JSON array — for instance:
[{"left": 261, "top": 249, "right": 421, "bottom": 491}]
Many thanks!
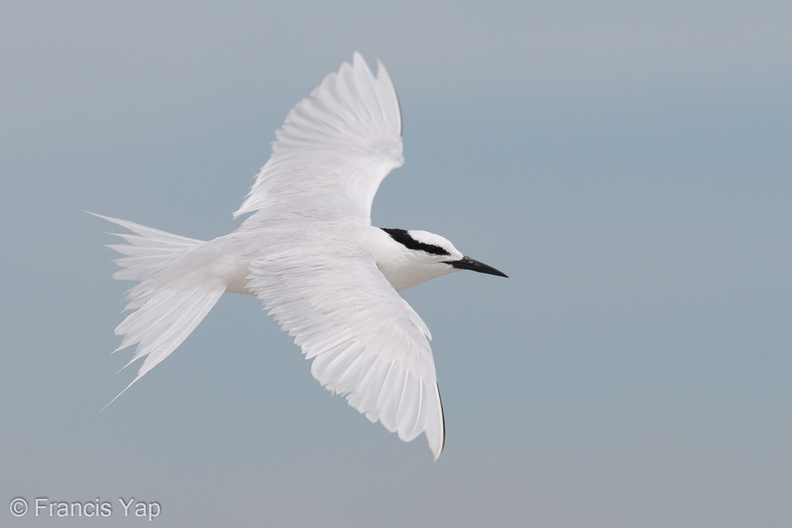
[{"left": 89, "top": 213, "right": 226, "bottom": 406}]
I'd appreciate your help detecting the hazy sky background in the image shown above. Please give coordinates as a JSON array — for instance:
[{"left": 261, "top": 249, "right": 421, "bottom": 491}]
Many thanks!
[{"left": 2, "top": 1, "right": 791, "bottom": 526}]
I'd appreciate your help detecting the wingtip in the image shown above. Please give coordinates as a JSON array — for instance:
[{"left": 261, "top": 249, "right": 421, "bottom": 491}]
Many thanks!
[
  {"left": 348, "top": 50, "right": 385, "bottom": 75},
  {"left": 429, "top": 382, "right": 446, "bottom": 461}
]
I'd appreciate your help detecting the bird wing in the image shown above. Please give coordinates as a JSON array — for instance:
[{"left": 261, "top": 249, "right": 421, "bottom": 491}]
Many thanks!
[
  {"left": 234, "top": 52, "right": 403, "bottom": 225},
  {"left": 246, "top": 237, "right": 445, "bottom": 460}
]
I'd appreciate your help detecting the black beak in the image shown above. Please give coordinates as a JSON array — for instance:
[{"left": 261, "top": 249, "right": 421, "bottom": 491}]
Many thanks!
[{"left": 448, "top": 256, "right": 508, "bottom": 278}]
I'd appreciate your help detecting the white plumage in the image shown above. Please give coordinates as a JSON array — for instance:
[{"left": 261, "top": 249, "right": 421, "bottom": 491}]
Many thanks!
[{"left": 93, "top": 53, "right": 506, "bottom": 460}]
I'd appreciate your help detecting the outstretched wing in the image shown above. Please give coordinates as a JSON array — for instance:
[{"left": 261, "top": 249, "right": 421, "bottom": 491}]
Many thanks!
[
  {"left": 246, "top": 238, "right": 445, "bottom": 460},
  {"left": 234, "top": 52, "right": 403, "bottom": 225}
]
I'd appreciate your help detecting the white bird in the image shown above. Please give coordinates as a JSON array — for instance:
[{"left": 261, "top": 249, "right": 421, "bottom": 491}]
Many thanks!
[{"left": 92, "top": 53, "right": 507, "bottom": 460}]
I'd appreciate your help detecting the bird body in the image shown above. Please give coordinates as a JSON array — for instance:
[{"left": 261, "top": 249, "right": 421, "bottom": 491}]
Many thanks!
[{"left": 93, "top": 53, "right": 506, "bottom": 460}]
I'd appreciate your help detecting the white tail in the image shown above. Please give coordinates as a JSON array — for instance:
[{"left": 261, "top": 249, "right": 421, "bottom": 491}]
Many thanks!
[{"left": 90, "top": 213, "right": 227, "bottom": 406}]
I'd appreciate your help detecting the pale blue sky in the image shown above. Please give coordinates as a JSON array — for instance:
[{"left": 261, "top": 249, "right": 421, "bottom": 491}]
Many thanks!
[{"left": 2, "top": 1, "right": 791, "bottom": 526}]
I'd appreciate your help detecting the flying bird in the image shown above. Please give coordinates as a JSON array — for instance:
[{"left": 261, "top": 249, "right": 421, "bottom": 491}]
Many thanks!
[{"left": 92, "top": 53, "right": 507, "bottom": 460}]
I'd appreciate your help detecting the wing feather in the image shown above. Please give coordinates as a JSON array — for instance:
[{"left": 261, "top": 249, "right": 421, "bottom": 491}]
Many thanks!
[
  {"left": 247, "top": 250, "right": 445, "bottom": 459},
  {"left": 234, "top": 53, "right": 403, "bottom": 224}
]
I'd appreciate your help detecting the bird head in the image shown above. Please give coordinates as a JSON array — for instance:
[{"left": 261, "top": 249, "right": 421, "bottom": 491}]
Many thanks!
[{"left": 379, "top": 228, "right": 508, "bottom": 291}]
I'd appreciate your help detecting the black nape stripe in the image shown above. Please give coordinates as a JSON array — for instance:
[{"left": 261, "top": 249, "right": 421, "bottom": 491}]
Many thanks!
[{"left": 381, "top": 228, "right": 450, "bottom": 256}]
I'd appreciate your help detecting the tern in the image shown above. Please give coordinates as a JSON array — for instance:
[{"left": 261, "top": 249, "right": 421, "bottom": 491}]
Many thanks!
[{"left": 92, "top": 53, "right": 507, "bottom": 460}]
